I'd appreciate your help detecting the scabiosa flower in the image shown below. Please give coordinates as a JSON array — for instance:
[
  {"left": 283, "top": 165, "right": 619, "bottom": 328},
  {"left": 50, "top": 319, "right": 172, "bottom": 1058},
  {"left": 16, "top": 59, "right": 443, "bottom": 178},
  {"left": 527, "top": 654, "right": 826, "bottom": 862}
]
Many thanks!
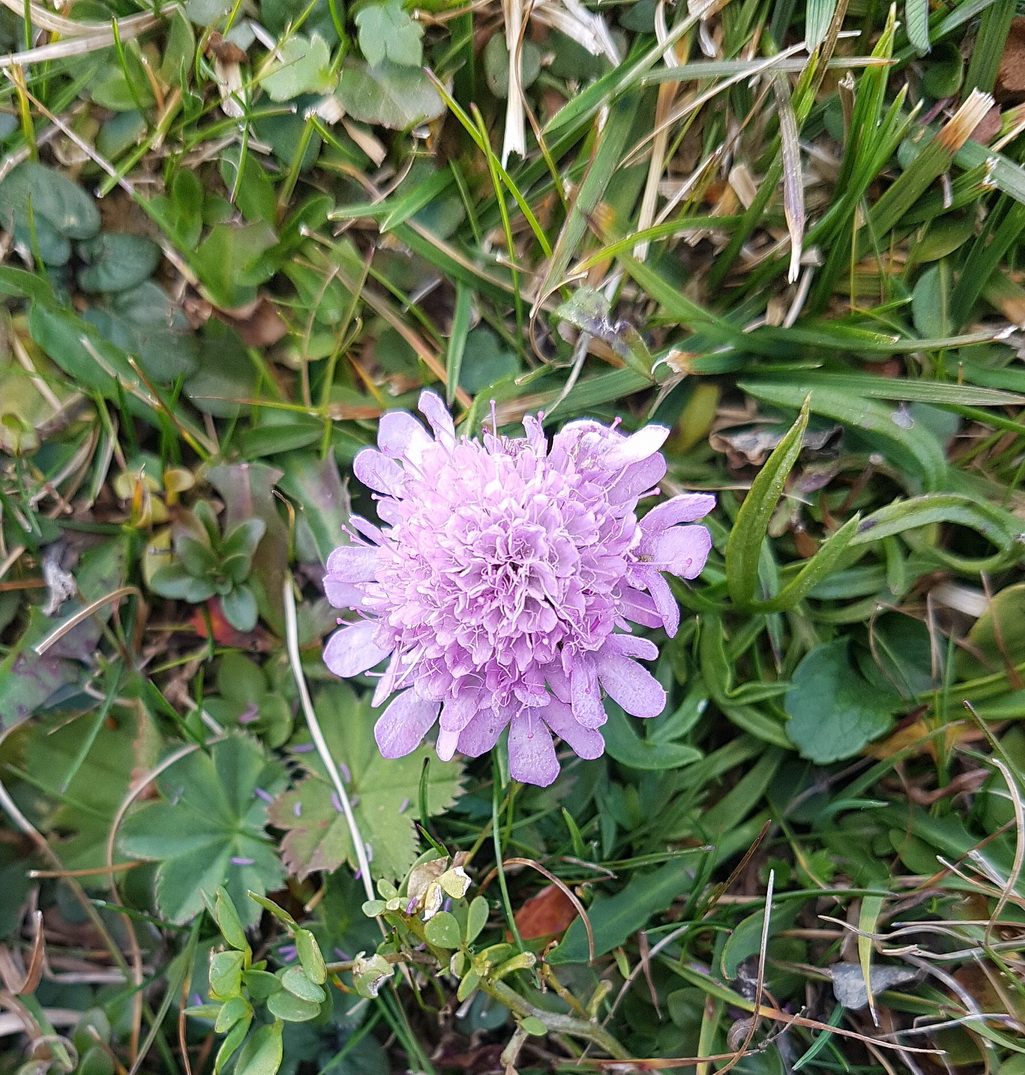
[{"left": 323, "top": 390, "right": 714, "bottom": 787}]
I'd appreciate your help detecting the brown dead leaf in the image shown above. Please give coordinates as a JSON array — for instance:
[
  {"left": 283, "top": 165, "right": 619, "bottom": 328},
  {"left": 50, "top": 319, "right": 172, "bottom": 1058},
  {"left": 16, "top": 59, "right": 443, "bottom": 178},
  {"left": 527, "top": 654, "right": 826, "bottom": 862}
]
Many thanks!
[
  {"left": 996, "top": 18, "right": 1025, "bottom": 103},
  {"left": 513, "top": 885, "right": 578, "bottom": 941}
]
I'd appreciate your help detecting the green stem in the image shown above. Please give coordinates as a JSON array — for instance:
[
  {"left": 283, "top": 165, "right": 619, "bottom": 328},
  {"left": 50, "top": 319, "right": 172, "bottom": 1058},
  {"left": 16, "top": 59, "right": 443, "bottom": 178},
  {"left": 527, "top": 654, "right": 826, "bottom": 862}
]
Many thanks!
[{"left": 478, "top": 977, "right": 634, "bottom": 1062}]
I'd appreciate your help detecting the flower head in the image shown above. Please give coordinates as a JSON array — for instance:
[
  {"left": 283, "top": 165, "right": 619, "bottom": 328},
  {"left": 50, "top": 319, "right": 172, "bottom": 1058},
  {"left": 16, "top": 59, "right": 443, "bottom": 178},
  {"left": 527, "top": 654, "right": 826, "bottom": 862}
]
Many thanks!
[{"left": 323, "top": 391, "right": 714, "bottom": 787}]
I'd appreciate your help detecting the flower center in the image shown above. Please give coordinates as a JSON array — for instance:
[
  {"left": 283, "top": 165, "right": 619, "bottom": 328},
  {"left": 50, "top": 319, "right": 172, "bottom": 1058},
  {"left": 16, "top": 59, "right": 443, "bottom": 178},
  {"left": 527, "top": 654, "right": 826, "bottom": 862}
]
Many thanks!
[{"left": 364, "top": 438, "right": 637, "bottom": 703}]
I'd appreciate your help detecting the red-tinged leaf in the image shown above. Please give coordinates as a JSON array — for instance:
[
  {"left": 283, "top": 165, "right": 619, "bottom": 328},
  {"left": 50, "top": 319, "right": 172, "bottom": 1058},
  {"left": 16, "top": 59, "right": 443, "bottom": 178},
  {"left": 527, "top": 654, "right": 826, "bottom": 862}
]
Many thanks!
[{"left": 514, "top": 885, "right": 578, "bottom": 940}]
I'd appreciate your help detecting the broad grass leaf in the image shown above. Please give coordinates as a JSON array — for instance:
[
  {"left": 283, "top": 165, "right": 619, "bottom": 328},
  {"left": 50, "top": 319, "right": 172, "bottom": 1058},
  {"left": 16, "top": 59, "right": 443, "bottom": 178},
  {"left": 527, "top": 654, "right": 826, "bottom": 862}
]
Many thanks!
[
  {"left": 904, "top": 0, "right": 930, "bottom": 55},
  {"left": 548, "top": 859, "right": 694, "bottom": 965},
  {"left": 268, "top": 686, "right": 464, "bottom": 882},
  {"left": 277, "top": 453, "right": 352, "bottom": 566},
  {"left": 959, "top": 583, "right": 1025, "bottom": 679},
  {"left": 335, "top": 60, "right": 445, "bottom": 129},
  {"left": 119, "top": 735, "right": 287, "bottom": 925},
  {"left": 785, "top": 640, "right": 898, "bottom": 763},
  {"left": 805, "top": 0, "right": 837, "bottom": 49}
]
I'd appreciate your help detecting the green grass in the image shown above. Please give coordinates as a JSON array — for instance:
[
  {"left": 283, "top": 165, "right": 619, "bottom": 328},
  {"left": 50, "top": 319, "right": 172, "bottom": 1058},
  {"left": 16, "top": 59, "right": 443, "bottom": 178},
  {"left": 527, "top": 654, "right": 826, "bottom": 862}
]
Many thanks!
[{"left": 1, "top": 0, "right": 1025, "bottom": 1071}]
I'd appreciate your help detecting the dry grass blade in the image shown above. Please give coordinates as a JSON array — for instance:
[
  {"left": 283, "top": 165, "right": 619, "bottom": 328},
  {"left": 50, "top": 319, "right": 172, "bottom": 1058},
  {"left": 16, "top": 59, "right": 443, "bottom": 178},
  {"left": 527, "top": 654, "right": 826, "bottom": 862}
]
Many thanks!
[
  {"left": 0, "top": 10, "right": 162, "bottom": 68},
  {"left": 772, "top": 75, "right": 805, "bottom": 284},
  {"left": 501, "top": 0, "right": 526, "bottom": 165}
]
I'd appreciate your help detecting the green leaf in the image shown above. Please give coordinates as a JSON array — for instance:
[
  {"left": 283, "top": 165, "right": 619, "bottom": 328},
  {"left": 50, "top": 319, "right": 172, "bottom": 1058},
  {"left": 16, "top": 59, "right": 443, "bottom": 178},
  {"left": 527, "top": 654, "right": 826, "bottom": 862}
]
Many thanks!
[
  {"left": 268, "top": 686, "right": 465, "bottom": 881},
  {"left": 464, "top": 897, "right": 489, "bottom": 945},
  {"left": 119, "top": 735, "right": 287, "bottom": 925},
  {"left": 751, "top": 514, "right": 861, "bottom": 613},
  {"left": 911, "top": 263, "right": 950, "bottom": 339},
  {"left": 549, "top": 859, "right": 695, "bottom": 965},
  {"left": 0, "top": 163, "right": 101, "bottom": 261},
  {"left": 277, "top": 453, "right": 352, "bottom": 565},
  {"left": 805, "top": 0, "right": 837, "bottom": 49},
  {"left": 209, "top": 950, "right": 245, "bottom": 999},
  {"left": 784, "top": 640, "right": 898, "bottom": 763},
  {"left": 424, "top": 911, "right": 462, "bottom": 950},
  {"left": 214, "top": 1008, "right": 252, "bottom": 1074},
  {"left": 234, "top": 1020, "right": 283, "bottom": 1075},
  {"left": 77, "top": 233, "right": 162, "bottom": 293},
  {"left": 335, "top": 60, "right": 445, "bottom": 130},
  {"left": 191, "top": 222, "right": 278, "bottom": 310},
  {"left": 207, "top": 463, "right": 289, "bottom": 635},
  {"left": 262, "top": 34, "right": 335, "bottom": 102},
  {"left": 904, "top": 0, "right": 930, "bottom": 55},
  {"left": 725, "top": 399, "right": 809, "bottom": 607},
  {"left": 355, "top": 0, "right": 423, "bottom": 67},
  {"left": 214, "top": 887, "right": 251, "bottom": 955},
  {"left": 280, "top": 966, "right": 326, "bottom": 1003},
  {"left": 601, "top": 697, "right": 703, "bottom": 770},
  {"left": 214, "top": 995, "right": 251, "bottom": 1033},
  {"left": 738, "top": 380, "right": 948, "bottom": 492},
  {"left": 960, "top": 583, "right": 1025, "bottom": 679},
  {"left": 294, "top": 929, "right": 327, "bottom": 985}
]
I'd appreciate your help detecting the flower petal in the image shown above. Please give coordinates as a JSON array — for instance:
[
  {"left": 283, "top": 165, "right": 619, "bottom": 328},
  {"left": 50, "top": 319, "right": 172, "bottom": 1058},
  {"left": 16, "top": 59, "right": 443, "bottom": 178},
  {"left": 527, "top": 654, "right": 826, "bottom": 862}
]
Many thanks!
[
  {"left": 323, "top": 620, "right": 391, "bottom": 678},
  {"left": 596, "top": 653, "right": 666, "bottom": 718},
  {"left": 436, "top": 727, "right": 459, "bottom": 761},
  {"left": 656, "top": 525, "right": 713, "bottom": 579},
  {"left": 375, "top": 690, "right": 441, "bottom": 758},
  {"left": 508, "top": 711, "right": 560, "bottom": 787},
  {"left": 541, "top": 697, "right": 605, "bottom": 760},
  {"left": 353, "top": 449, "right": 405, "bottom": 495},
  {"left": 603, "top": 633, "right": 659, "bottom": 662},
  {"left": 603, "top": 424, "right": 669, "bottom": 468},
  {"left": 324, "top": 578, "right": 364, "bottom": 609},
  {"left": 418, "top": 390, "right": 456, "bottom": 444},
  {"left": 639, "top": 570, "right": 680, "bottom": 637},
  {"left": 378, "top": 410, "right": 433, "bottom": 462},
  {"left": 440, "top": 692, "right": 482, "bottom": 732},
  {"left": 642, "top": 493, "right": 717, "bottom": 533},
  {"left": 326, "top": 544, "right": 379, "bottom": 583},
  {"left": 570, "top": 656, "right": 607, "bottom": 729},
  {"left": 457, "top": 708, "right": 511, "bottom": 757},
  {"left": 607, "top": 454, "right": 667, "bottom": 502}
]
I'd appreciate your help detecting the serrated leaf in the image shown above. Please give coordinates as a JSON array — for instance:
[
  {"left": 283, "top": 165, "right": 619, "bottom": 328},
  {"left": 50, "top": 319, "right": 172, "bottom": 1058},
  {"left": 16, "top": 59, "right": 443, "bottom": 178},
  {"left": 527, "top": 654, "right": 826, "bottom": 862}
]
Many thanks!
[
  {"left": 262, "top": 34, "right": 335, "bottom": 102},
  {"left": 335, "top": 59, "right": 444, "bottom": 130},
  {"left": 785, "top": 640, "right": 898, "bottom": 763},
  {"left": 268, "top": 686, "right": 465, "bottom": 881},
  {"left": 119, "top": 735, "right": 287, "bottom": 926},
  {"left": 355, "top": 0, "right": 423, "bottom": 67}
]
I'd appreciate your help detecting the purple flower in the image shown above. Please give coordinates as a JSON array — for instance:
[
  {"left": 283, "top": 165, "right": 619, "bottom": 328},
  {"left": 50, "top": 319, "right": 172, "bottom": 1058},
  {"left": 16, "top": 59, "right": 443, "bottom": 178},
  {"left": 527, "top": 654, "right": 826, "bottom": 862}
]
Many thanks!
[{"left": 323, "top": 391, "right": 714, "bottom": 787}]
